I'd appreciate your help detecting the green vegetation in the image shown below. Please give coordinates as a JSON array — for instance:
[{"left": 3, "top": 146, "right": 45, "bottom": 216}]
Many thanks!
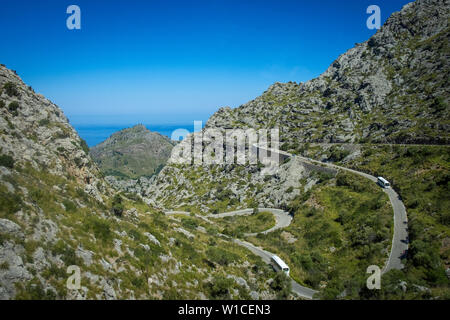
[
  {"left": 38, "top": 119, "right": 50, "bottom": 126},
  {"left": 52, "top": 240, "right": 82, "bottom": 266},
  {"left": 205, "top": 275, "right": 235, "bottom": 299},
  {"left": 3, "top": 82, "right": 19, "bottom": 97},
  {"left": 8, "top": 101, "right": 19, "bottom": 115},
  {"left": 0, "top": 162, "right": 281, "bottom": 300},
  {"left": 15, "top": 279, "right": 57, "bottom": 300},
  {"left": 270, "top": 272, "right": 292, "bottom": 299},
  {"left": 111, "top": 194, "right": 124, "bottom": 216},
  {"left": 206, "top": 247, "right": 240, "bottom": 266},
  {"left": 0, "top": 186, "right": 22, "bottom": 216},
  {"left": 90, "top": 125, "right": 174, "bottom": 179},
  {"left": 62, "top": 199, "right": 77, "bottom": 212},
  {"left": 215, "top": 211, "right": 276, "bottom": 238},
  {"left": 346, "top": 145, "right": 450, "bottom": 298},
  {"left": 79, "top": 138, "right": 90, "bottom": 155},
  {"left": 248, "top": 171, "right": 393, "bottom": 298},
  {"left": 0, "top": 154, "right": 14, "bottom": 168}
]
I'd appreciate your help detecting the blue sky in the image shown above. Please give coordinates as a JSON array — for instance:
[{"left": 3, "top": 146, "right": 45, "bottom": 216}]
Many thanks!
[{"left": 0, "top": 0, "right": 412, "bottom": 126}]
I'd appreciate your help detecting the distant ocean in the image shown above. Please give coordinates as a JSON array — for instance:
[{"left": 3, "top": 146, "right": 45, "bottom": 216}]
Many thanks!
[{"left": 73, "top": 123, "right": 200, "bottom": 147}]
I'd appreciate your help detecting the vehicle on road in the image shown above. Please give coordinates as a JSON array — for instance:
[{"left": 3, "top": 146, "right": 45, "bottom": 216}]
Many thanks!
[
  {"left": 377, "top": 176, "right": 391, "bottom": 188},
  {"left": 271, "top": 255, "right": 290, "bottom": 275}
]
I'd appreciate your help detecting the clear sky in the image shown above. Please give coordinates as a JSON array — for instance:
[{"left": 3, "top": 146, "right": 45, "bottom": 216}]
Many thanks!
[{"left": 0, "top": 0, "right": 413, "bottom": 126}]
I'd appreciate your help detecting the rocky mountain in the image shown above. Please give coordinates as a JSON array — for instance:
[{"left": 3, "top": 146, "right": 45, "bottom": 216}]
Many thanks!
[
  {"left": 206, "top": 0, "right": 449, "bottom": 146},
  {"left": 137, "top": 0, "right": 449, "bottom": 299},
  {"left": 145, "top": 0, "right": 449, "bottom": 212},
  {"left": 90, "top": 124, "right": 174, "bottom": 180},
  {"left": 0, "top": 65, "right": 106, "bottom": 202},
  {"left": 0, "top": 0, "right": 448, "bottom": 301},
  {"left": 0, "top": 65, "right": 285, "bottom": 300}
]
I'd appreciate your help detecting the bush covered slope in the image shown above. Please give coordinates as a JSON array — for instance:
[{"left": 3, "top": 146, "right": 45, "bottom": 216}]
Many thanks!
[
  {"left": 0, "top": 65, "right": 285, "bottom": 300},
  {"left": 90, "top": 124, "right": 174, "bottom": 180}
]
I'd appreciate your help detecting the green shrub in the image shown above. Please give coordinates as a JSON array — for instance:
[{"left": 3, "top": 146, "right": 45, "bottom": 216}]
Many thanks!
[
  {"left": 3, "top": 82, "right": 19, "bottom": 97},
  {"left": 62, "top": 199, "right": 77, "bottom": 213},
  {"left": 38, "top": 119, "right": 50, "bottom": 126},
  {"left": 0, "top": 191, "right": 22, "bottom": 215},
  {"left": 111, "top": 194, "right": 124, "bottom": 216},
  {"left": 29, "top": 187, "right": 46, "bottom": 204},
  {"left": 317, "top": 171, "right": 334, "bottom": 183},
  {"left": 8, "top": 101, "right": 19, "bottom": 115},
  {"left": 217, "top": 188, "right": 234, "bottom": 201},
  {"left": 206, "top": 276, "right": 234, "bottom": 299},
  {"left": 83, "top": 216, "right": 112, "bottom": 243},
  {"left": 0, "top": 100, "right": 5, "bottom": 108},
  {"left": 0, "top": 154, "right": 14, "bottom": 168},
  {"left": 328, "top": 147, "right": 350, "bottom": 162},
  {"left": 52, "top": 240, "right": 81, "bottom": 266},
  {"left": 128, "top": 229, "right": 143, "bottom": 242},
  {"left": 15, "top": 279, "right": 57, "bottom": 300},
  {"left": 270, "top": 272, "right": 292, "bottom": 299},
  {"left": 79, "top": 138, "right": 89, "bottom": 155},
  {"left": 206, "top": 247, "right": 239, "bottom": 266},
  {"left": 181, "top": 217, "right": 198, "bottom": 230},
  {"left": 163, "top": 287, "right": 183, "bottom": 299}
]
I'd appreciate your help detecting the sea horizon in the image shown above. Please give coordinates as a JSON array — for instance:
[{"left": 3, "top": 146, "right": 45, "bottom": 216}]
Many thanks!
[{"left": 73, "top": 123, "right": 202, "bottom": 147}]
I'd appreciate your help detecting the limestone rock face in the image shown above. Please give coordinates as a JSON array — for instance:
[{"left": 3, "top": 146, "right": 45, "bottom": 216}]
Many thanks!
[
  {"left": 0, "top": 64, "right": 112, "bottom": 299},
  {"left": 142, "top": 0, "right": 449, "bottom": 214},
  {"left": 0, "top": 64, "right": 280, "bottom": 300},
  {"left": 0, "top": 64, "right": 105, "bottom": 198},
  {"left": 206, "top": 0, "right": 449, "bottom": 145}
]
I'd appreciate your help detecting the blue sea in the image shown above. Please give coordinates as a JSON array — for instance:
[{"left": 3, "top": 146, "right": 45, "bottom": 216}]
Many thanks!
[{"left": 73, "top": 123, "right": 201, "bottom": 147}]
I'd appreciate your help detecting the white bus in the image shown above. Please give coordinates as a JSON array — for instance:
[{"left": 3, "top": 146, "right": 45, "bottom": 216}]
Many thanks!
[
  {"left": 377, "top": 177, "right": 391, "bottom": 188},
  {"left": 271, "top": 255, "right": 290, "bottom": 276}
]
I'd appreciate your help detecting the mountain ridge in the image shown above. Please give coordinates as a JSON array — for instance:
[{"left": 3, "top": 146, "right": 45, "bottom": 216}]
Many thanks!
[{"left": 205, "top": 0, "right": 449, "bottom": 145}]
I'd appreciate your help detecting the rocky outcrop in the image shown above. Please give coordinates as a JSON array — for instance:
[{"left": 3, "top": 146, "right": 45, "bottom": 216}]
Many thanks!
[
  {"left": 0, "top": 64, "right": 106, "bottom": 200},
  {"left": 0, "top": 65, "right": 282, "bottom": 300},
  {"left": 143, "top": 0, "right": 449, "bottom": 213},
  {"left": 90, "top": 124, "right": 174, "bottom": 180},
  {"left": 206, "top": 0, "right": 449, "bottom": 145}
]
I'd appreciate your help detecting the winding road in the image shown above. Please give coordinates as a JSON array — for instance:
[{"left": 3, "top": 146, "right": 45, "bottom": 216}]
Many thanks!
[
  {"left": 257, "top": 145, "right": 409, "bottom": 274},
  {"left": 164, "top": 145, "right": 409, "bottom": 299},
  {"left": 293, "top": 154, "right": 409, "bottom": 273},
  {"left": 165, "top": 208, "right": 317, "bottom": 299}
]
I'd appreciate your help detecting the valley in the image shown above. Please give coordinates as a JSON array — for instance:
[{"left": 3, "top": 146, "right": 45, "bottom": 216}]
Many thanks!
[{"left": 0, "top": 0, "right": 449, "bottom": 301}]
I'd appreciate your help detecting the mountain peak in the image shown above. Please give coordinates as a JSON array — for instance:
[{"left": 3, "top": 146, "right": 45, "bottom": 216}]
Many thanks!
[
  {"left": 90, "top": 124, "right": 174, "bottom": 179},
  {"left": 206, "top": 0, "right": 449, "bottom": 144}
]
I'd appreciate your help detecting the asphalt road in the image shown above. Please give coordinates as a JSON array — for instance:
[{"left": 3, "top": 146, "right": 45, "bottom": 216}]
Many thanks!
[
  {"left": 255, "top": 143, "right": 409, "bottom": 273},
  {"left": 293, "top": 154, "right": 409, "bottom": 273},
  {"left": 165, "top": 208, "right": 317, "bottom": 299},
  {"left": 207, "top": 208, "right": 292, "bottom": 237},
  {"left": 164, "top": 146, "right": 410, "bottom": 299},
  {"left": 232, "top": 238, "right": 318, "bottom": 299}
]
